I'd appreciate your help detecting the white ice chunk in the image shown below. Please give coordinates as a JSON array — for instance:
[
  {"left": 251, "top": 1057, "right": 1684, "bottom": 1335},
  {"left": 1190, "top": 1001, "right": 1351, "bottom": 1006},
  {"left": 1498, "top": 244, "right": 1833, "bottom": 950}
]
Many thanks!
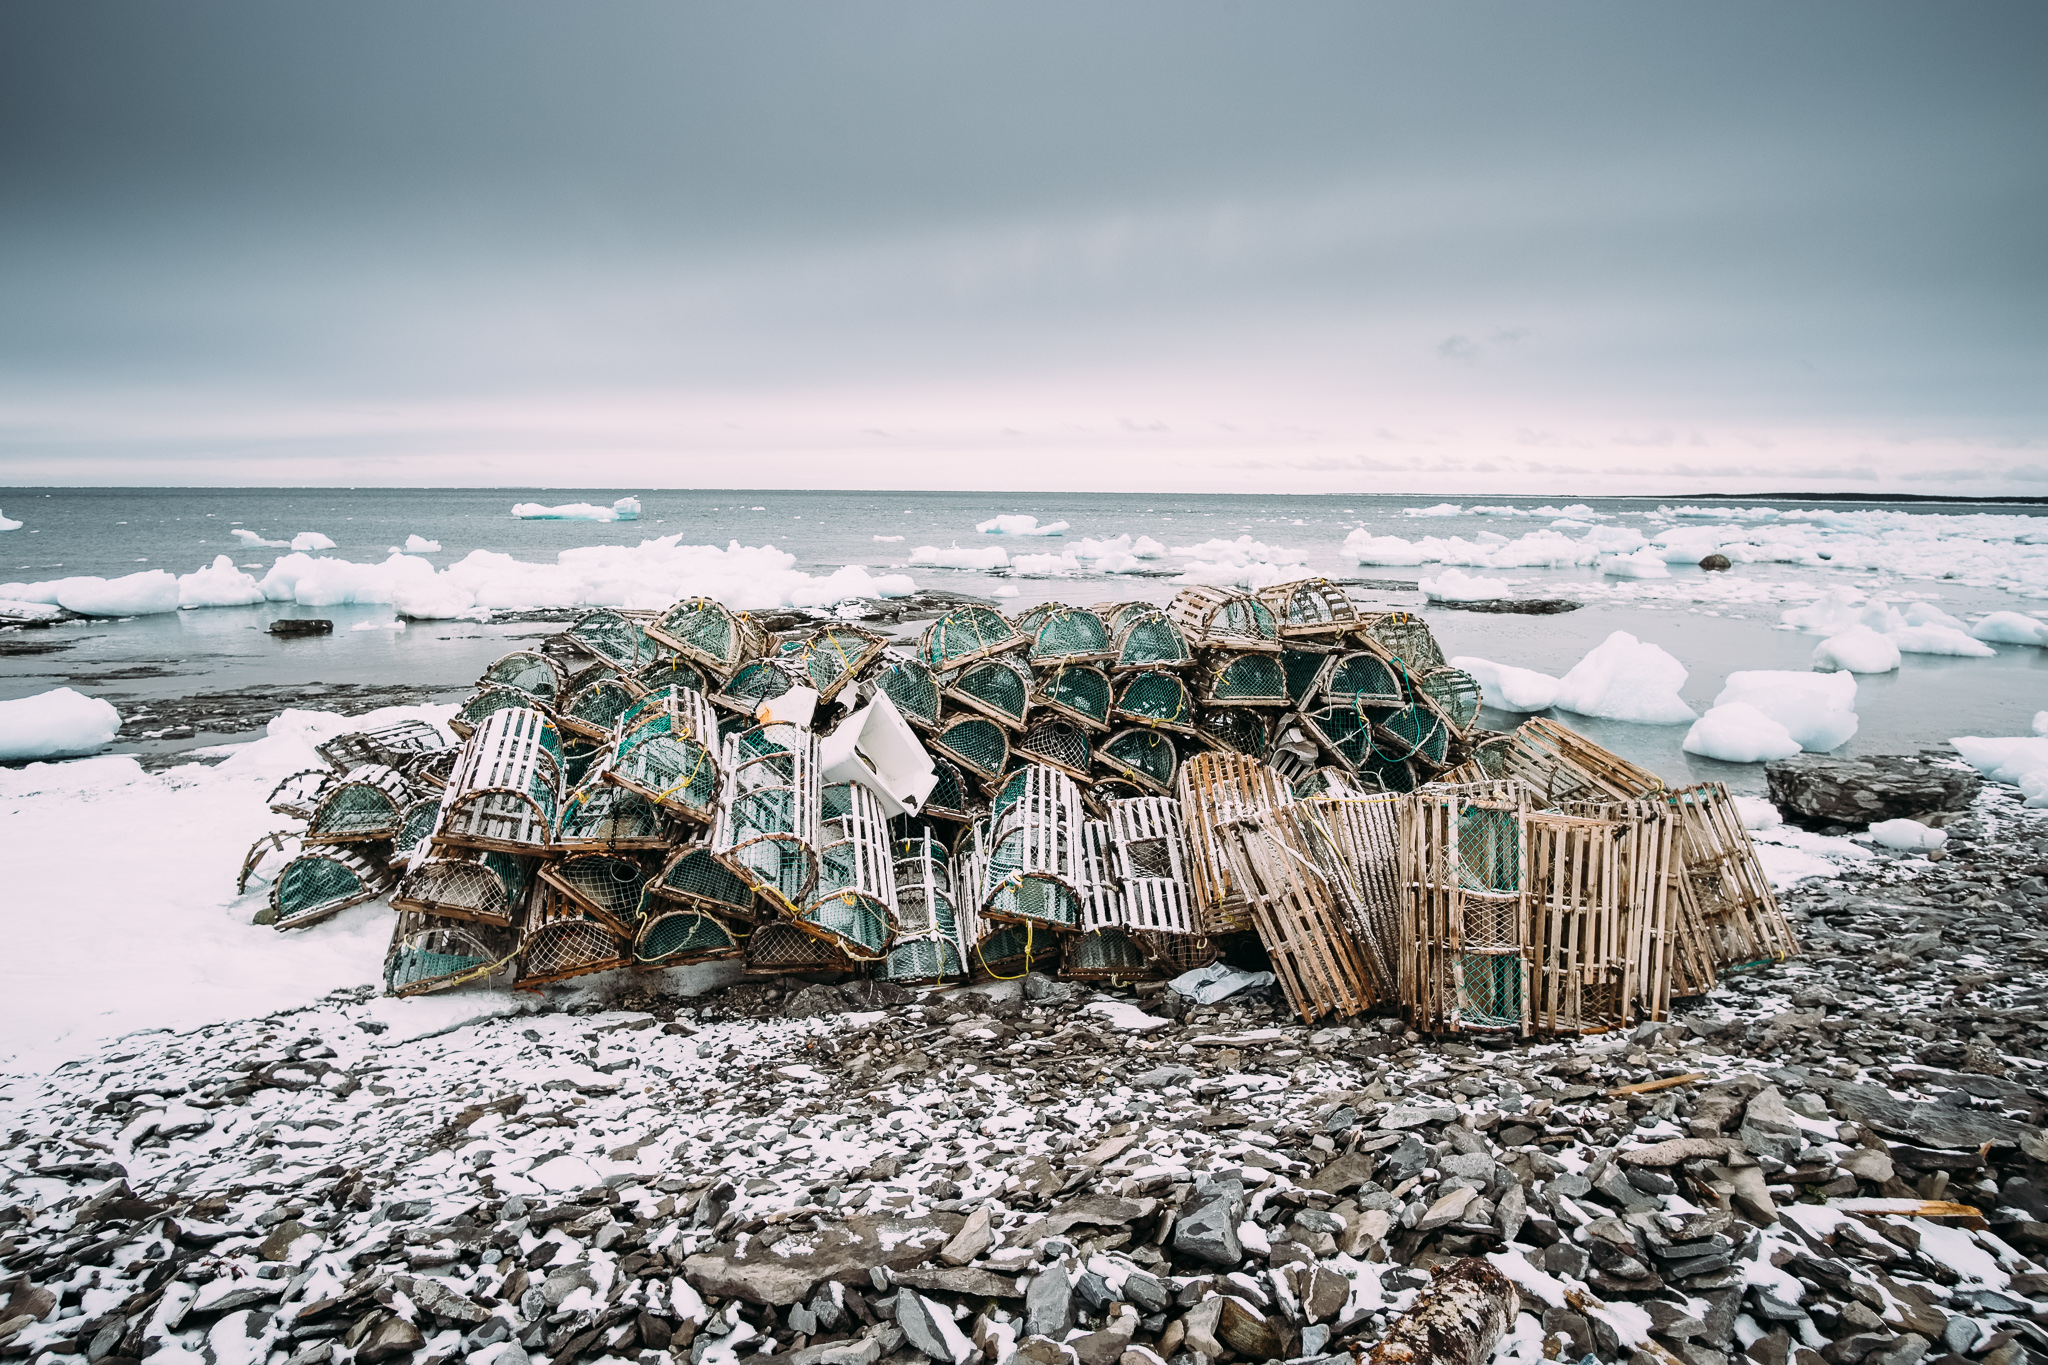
[
  {"left": 1813, "top": 626, "right": 1900, "bottom": 674},
  {"left": 290, "top": 531, "right": 337, "bottom": 552},
  {"left": 873, "top": 534, "right": 905, "bottom": 542},
  {"left": 2037, "top": 711, "right": 2048, "bottom": 736},
  {"left": 1888, "top": 624, "right": 1995, "bottom": 657},
  {"left": 992, "top": 585, "right": 1019, "bottom": 597},
  {"left": 402, "top": 534, "right": 442, "bottom": 553},
  {"left": 0, "top": 599, "right": 64, "bottom": 622},
  {"left": 1601, "top": 548, "right": 1672, "bottom": 579},
  {"left": 55, "top": 570, "right": 182, "bottom": 617},
  {"left": 909, "top": 543, "right": 1010, "bottom": 570},
  {"left": 1973, "top": 611, "right": 2048, "bottom": 645},
  {"left": 1553, "top": 631, "right": 1695, "bottom": 725},
  {"left": 1712, "top": 670, "right": 1857, "bottom": 751},
  {"left": 1901, "top": 602, "right": 1968, "bottom": 631},
  {"left": 1734, "top": 795, "right": 1782, "bottom": 830},
  {"left": 0, "top": 688, "right": 122, "bottom": 761},
  {"left": 0, "top": 507, "right": 20, "bottom": 531},
  {"left": 1344, "top": 532, "right": 1428, "bottom": 566},
  {"left": 612, "top": 497, "right": 641, "bottom": 520},
  {"left": 1682, "top": 703, "right": 1802, "bottom": 763},
  {"left": 1420, "top": 568, "right": 1509, "bottom": 601},
  {"left": 1867, "top": 818, "right": 1947, "bottom": 852},
  {"left": 975, "top": 515, "right": 1069, "bottom": 536},
  {"left": 177, "top": 556, "right": 265, "bottom": 609},
  {"left": 511, "top": 502, "right": 624, "bottom": 521},
  {"left": 230, "top": 528, "right": 286, "bottom": 547},
  {"left": 1450, "top": 655, "right": 1560, "bottom": 713},
  {"left": 1950, "top": 735, "right": 2048, "bottom": 807},
  {"left": 1404, "top": 503, "right": 1463, "bottom": 517}
]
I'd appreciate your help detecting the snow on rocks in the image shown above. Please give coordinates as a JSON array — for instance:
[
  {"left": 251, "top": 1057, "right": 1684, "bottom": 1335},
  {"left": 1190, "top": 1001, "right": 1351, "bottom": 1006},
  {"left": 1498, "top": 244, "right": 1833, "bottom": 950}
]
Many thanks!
[
  {"left": 0, "top": 686, "right": 122, "bottom": 762},
  {"left": 1449, "top": 656, "right": 1560, "bottom": 714},
  {"left": 1865, "top": 818, "right": 1948, "bottom": 853},
  {"left": 1552, "top": 631, "right": 1695, "bottom": 725}
]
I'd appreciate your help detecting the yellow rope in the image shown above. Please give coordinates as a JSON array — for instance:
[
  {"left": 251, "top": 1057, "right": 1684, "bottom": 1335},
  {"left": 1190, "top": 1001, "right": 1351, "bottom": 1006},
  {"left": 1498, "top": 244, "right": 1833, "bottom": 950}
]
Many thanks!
[{"left": 975, "top": 917, "right": 1033, "bottom": 980}]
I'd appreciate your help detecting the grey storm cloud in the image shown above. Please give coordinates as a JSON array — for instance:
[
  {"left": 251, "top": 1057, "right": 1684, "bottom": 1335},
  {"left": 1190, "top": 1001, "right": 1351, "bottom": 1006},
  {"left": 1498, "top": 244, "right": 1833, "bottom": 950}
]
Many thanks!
[{"left": 0, "top": 0, "right": 2041, "bottom": 488}]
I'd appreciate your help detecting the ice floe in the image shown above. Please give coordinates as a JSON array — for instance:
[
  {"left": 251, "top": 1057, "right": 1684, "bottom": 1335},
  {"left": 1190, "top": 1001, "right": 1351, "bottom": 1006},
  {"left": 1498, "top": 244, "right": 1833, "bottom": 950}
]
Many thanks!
[
  {"left": 0, "top": 507, "right": 20, "bottom": 531},
  {"left": 975, "top": 514, "right": 1069, "bottom": 536},
  {"left": 1450, "top": 655, "right": 1561, "bottom": 712},
  {"left": 1710, "top": 670, "right": 1858, "bottom": 752},
  {"left": 290, "top": 531, "right": 337, "bottom": 552},
  {"left": 401, "top": 533, "right": 441, "bottom": 553},
  {"left": 1812, "top": 625, "right": 1901, "bottom": 674},
  {"left": 230, "top": 528, "right": 287, "bottom": 547},
  {"left": 1552, "top": 631, "right": 1695, "bottom": 724},
  {"left": 1682, "top": 702, "right": 1802, "bottom": 764},
  {"left": 1420, "top": 567, "right": 1510, "bottom": 601},
  {"left": 0, "top": 687, "right": 122, "bottom": 763},
  {"left": 910, "top": 543, "right": 1011, "bottom": 570},
  {"left": 511, "top": 497, "right": 640, "bottom": 522}
]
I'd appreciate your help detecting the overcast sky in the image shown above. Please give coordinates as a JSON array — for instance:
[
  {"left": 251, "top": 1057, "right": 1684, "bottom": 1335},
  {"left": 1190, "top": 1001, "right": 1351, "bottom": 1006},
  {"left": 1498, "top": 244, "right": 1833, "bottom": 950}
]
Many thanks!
[{"left": 1, "top": 2, "right": 2042, "bottom": 492}]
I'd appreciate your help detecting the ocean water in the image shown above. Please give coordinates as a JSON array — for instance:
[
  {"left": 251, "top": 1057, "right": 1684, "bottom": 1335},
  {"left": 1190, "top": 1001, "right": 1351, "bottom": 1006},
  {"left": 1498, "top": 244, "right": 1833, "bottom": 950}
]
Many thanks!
[{"left": 3, "top": 486, "right": 2045, "bottom": 791}]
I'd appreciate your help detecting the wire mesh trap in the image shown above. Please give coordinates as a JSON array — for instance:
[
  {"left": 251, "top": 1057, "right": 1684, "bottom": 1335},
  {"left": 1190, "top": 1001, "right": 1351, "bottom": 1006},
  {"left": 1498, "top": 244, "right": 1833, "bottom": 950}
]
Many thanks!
[
  {"left": 384, "top": 913, "right": 516, "bottom": 996},
  {"left": 391, "top": 797, "right": 440, "bottom": 862},
  {"left": 776, "top": 625, "right": 889, "bottom": 702},
  {"left": 802, "top": 781, "right": 897, "bottom": 960},
  {"left": 980, "top": 765, "right": 1084, "bottom": 932},
  {"left": 1167, "top": 587, "right": 1282, "bottom": 653},
  {"left": 270, "top": 848, "right": 395, "bottom": 931},
  {"left": 943, "top": 655, "right": 1033, "bottom": 730},
  {"left": 559, "top": 676, "right": 646, "bottom": 740},
  {"left": 713, "top": 721, "right": 821, "bottom": 912},
  {"left": 605, "top": 727, "right": 720, "bottom": 825},
  {"left": 450, "top": 685, "right": 546, "bottom": 740},
  {"left": 650, "top": 844, "right": 759, "bottom": 920},
  {"left": 712, "top": 658, "right": 806, "bottom": 717},
  {"left": 317, "top": 720, "right": 451, "bottom": 774},
  {"left": 633, "top": 901, "right": 744, "bottom": 968},
  {"left": 392, "top": 850, "right": 533, "bottom": 927},
  {"left": 1280, "top": 650, "right": 1335, "bottom": 708},
  {"left": 238, "top": 830, "right": 303, "bottom": 896},
  {"left": 563, "top": 607, "right": 667, "bottom": 672},
  {"left": 632, "top": 654, "right": 711, "bottom": 696},
  {"left": 1022, "top": 605, "right": 1115, "bottom": 666},
  {"left": 929, "top": 714, "right": 1011, "bottom": 787},
  {"left": 922, "top": 757, "right": 978, "bottom": 822},
  {"left": 516, "top": 885, "right": 630, "bottom": 988},
  {"left": 1108, "top": 609, "right": 1195, "bottom": 671},
  {"left": 1198, "top": 654, "right": 1290, "bottom": 708},
  {"left": 539, "top": 853, "right": 651, "bottom": 934},
  {"left": 1324, "top": 651, "right": 1408, "bottom": 708},
  {"left": 875, "top": 658, "right": 944, "bottom": 731},
  {"left": 433, "top": 707, "right": 563, "bottom": 854},
  {"left": 1108, "top": 796, "right": 1197, "bottom": 939},
  {"left": 645, "top": 597, "right": 771, "bottom": 680},
  {"left": 1256, "top": 578, "right": 1367, "bottom": 639},
  {"left": 880, "top": 832, "right": 965, "bottom": 984},
  {"left": 1015, "top": 716, "right": 1093, "bottom": 782},
  {"left": 1413, "top": 667, "right": 1485, "bottom": 734},
  {"left": 1192, "top": 707, "right": 1270, "bottom": 759},
  {"left": 1060, "top": 927, "right": 1151, "bottom": 980},
  {"left": 554, "top": 777, "right": 671, "bottom": 851},
  {"left": 743, "top": 919, "right": 861, "bottom": 976},
  {"left": 1112, "top": 670, "right": 1197, "bottom": 734},
  {"left": 304, "top": 765, "right": 415, "bottom": 845},
  {"left": 918, "top": 606, "right": 1026, "bottom": 672},
  {"left": 1033, "top": 664, "right": 1114, "bottom": 732},
  {"left": 1096, "top": 727, "right": 1180, "bottom": 794},
  {"left": 478, "top": 651, "right": 568, "bottom": 707},
  {"left": 1362, "top": 613, "right": 1448, "bottom": 673}
]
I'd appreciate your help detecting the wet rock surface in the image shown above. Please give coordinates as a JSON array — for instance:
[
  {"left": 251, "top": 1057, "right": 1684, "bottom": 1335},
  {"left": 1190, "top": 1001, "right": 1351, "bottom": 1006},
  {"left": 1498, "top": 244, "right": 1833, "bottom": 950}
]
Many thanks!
[
  {"left": 7, "top": 784, "right": 2048, "bottom": 1365},
  {"left": 1766, "top": 752, "right": 1984, "bottom": 833}
]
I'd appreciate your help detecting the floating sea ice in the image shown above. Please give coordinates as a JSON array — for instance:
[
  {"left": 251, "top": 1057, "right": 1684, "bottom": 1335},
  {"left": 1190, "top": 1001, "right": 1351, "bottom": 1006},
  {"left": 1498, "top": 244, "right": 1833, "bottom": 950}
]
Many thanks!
[
  {"left": 612, "top": 497, "right": 641, "bottom": 520},
  {"left": 1901, "top": 602, "right": 1968, "bottom": 631},
  {"left": 230, "top": 528, "right": 286, "bottom": 547},
  {"left": 1866, "top": 818, "right": 1947, "bottom": 852},
  {"left": 1950, "top": 735, "right": 2048, "bottom": 807},
  {"left": 1449, "top": 655, "right": 1560, "bottom": 712},
  {"left": 0, "top": 599, "right": 63, "bottom": 622},
  {"left": 177, "top": 555, "right": 265, "bottom": 609},
  {"left": 1344, "top": 532, "right": 1428, "bottom": 566},
  {"left": 2037, "top": 711, "right": 2048, "bottom": 736},
  {"left": 1421, "top": 568, "right": 1510, "bottom": 602},
  {"left": 402, "top": 534, "right": 442, "bottom": 553},
  {"left": 909, "top": 543, "right": 1010, "bottom": 570},
  {"left": 1712, "top": 670, "right": 1857, "bottom": 751},
  {"left": 511, "top": 501, "right": 629, "bottom": 522},
  {"left": 992, "top": 585, "right": 1019, "bottom": 598},
  {"left": 1601, "top": 548, "right": 1672, "bottom": 579},
  {"left": 1782, "top": 587, "right": 1886, "bottom": 635},
  {"left": 290, "top": 531, "right": 337, "bottom": 552},
  {"left": 975, "top": 515, "right": 1069, "bottom": 536},
  {"left": 1813, "top": 625, "right": 1900, "bottom": 674},
  {"left": 1552, "top": 631, "right": 1695, "bottom": 724},
  {"left": 0, "top": 687, "right": 122, "bottom": 762},
  {"left": 873, "top": 534, "right": 905, "bottom": 543},
  {"left": 1972, "top": 611, "right": 2048, "bottom": 646},
  {"left": 55, "top": 570, "right": 182, "bottom": 617},
  {"left": 1404, "top": 503, "right": 1463, "bottom": 517},
  {"left": 0, "top": 507, "right": 20, "bottom": 531},
  {"left": 1682, "top": 703, "right": 1802, "bottom": 763},
  {"left": 1887, "top": 624, "right": 1995, "bottom": 657}
]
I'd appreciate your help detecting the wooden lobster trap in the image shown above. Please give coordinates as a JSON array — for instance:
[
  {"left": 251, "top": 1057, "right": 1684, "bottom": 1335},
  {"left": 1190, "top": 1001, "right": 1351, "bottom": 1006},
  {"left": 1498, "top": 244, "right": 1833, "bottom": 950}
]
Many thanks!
[
  {"left": 1033, "top": 664, "right": 1114, "bottom": 732},
  {"left": 1398, "top": 784, "right": 1533, "bottom": 1035},
  {"left": 880, "top": 831, "right": 966, "bottom": 984},
  {"left": 1413, "top": 667, "right": 1485, "bottom": 735},
  {"left": 1559, "top": 798, "right": 1686, "bottom": 1017},
  {"left": 606, "top": 722, "right": 721, "bottom": 825},
  {"left": 561, "top": 607, "right": 667, "bottom": 672},
  {"left": 392, "top": 849, "right": 533, "bottom": 927},
  {"left": 238, "top": 830, "right": 303, "bottom": 896},
  {"left": 449, "top": 685, "right": 545, "bottom": 740},
  {"left": 515, "top": 883, "right": 630, "bottom": 988},
  {"left": 317, "top": 719, "right": 451, "bottom": 774},
  {"left": 918, "top": 605, "right": 1026, "bottom": 672},
  {"left": 1198, "top": 654, "right": 1291, "bottom": 708},
  {"left": 1298, "top": 701, "right": 1376, "bottom": 771},
  {"left": 712, "top": 657, "right": 808, "bottom": 718},
  {"left": 391, "top": 796, "right": 441, "bottom": 862},
  {"left": 650, "top": 843, "right": 759, "bottom": 921},
  {"left": 559, "top": 674, "right": 646, "bottom": 740},
  {"left": 304, "top": 764, "right": 415, "bottom": 844},
  {"left": 1440, "top": 716, "right": 1665, "bottom": 806},
  {"left": 554, "top": 776, "right": 671, "bottom": 852},
  {"left": 743, "top": 919, "right": 861, "bottom": 976},
  {"left": 1280, "top": 648, "right": 1336, "bottom": 709},
  {"left": 384, "top": 913, "right": 515, "bottom": 996},
  {"left": 1107, "top": 796, "right": 1196, "bottom": 937},
  {"left": 1112, "top": 669, "right": 1198, "bottom": 734},
  {"left": 433, "top": 707, "right": 563, "bottom": 854},
  {"left": 1361, "top": 613, "right": 1447, "bottom": 673},
  {"left": 1523, "top": 812, "right": 1636, "bottom": 1035},
  {"left": 1256, "top": 578, "right": 1368, "bottom": 640},
  {"left": 1020, "top": 604, "right": 1115, "bottom": 667},
  {"left": 1361, "top": 701, "right": 1452, "bottom": 773},
  {"left": 631, "top": 653, "right": 711, "bottom": 696},
  {"left": 944, "top": 655, "right": 1033, "bottom": 730},
  {"left": 1167, "top": 587, "right": 1281, "bottom": 653},
  {"left": 1076, "top": 818, "right": 1123, "bottom": 934},
  {"left": 776, "top": 625, "right": 889, "bottom": 703},
  {"left": 478, "top": 650, "right": 568, "bottom": 708},
  {"left": 981, "top": 764, "right": 1085, "bottom": 932},
  {"left": 1105, "top": 607, "right": 1194, "bottom": 671},
  {"left": 645, "top": 597, "right": 770, "bottom": 680},
  {"left": 929, "top": 714, "right": 1011, "bottom": 788},
  {"left": 619, "top": 682, "right": 720, "bottom": 748},
  {"left": 267, "top": 768, "right": 334, "bottom": 821},
  {"left": 922, "top": 757, "right": 980, "bottom": 822},
  {"left": 713, "top": 720, "right": 821, "bottom": 913},
  {"left": 1324, "top": 650, "right": 1409, "bottom": 708},
  {"left": 1015, "top": 716, "right": 1093, "bottom": 782},
  {"left": 1271, "top": 796, "right": 1406, "bottom": 1002},
  {"left": 633, "top": 898, "right": 744, "bottom": 969},
  {"left": 539, "top": 853, "right": 650, "bottom": 935},
  {"left": 1666, "top": 782, "right": 1799, "bottom": 976},
  {"left": 1175, "top": 751, "right": 1294, "bottom": 934},
  {"left": 876, "top": 657, "right": 944, "bottom": 731},
  {"left": 270, "top": 848, "right": 395, "bottom": 931},
  {"left": 1217, "top": 809, "right": 1378, "bottom": 1024},
  {"left": 802, "top": 781, "right": 898, "bottom": 960}
]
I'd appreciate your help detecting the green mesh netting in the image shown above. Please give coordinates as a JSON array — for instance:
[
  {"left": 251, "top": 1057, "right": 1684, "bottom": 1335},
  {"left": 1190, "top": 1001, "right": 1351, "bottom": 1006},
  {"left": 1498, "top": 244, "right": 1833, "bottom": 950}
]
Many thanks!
[
  {"left": 919, "top": 606, "right": 1021, "bottom": 670},
  {"left": 1209, "top": 596, "right": 1279, "bottom": 647},
  {"left": 556, "top": 781, "right": 665, "bottom": 845},
  {"left": 1115, "top": 671, "right": 1193, "bottom": 728},
  {"left": 1281, "top": 651, "right": 1331, "bottom": 706},
  {"left": 483, "top": 652, "right": 559, "bottom": 703},
  {"left": 1457, "top": 805, "right": 1521, "bottom": 892},
  {"left": 310, "top": 784, "right": 401, "bottom": 840},
  {"left": 657, "top": 848, "right": 754, "bottom": 913},
  {"left": 779, "top": 627, "right": 883, "bottom": 696},
  {"left": 637, "top": 910, "right": 739, "bottom": 962},
  {"left": 820, "top": 782, "right": 854, "bottom": 823},
  {"left": 1416, "top": 715, "right": 1450, "bottom": 768},
  {"left": 455, "top": 686, "right": 534, "bottom": 733},
  {"left": 1030, "top": 609, "right": 1112, "bottom": 663},
  {"left": 1208, "top": 654, "right": 1287, "bottom": 704},
  {"left": 1368, "top": 616, "right": 1446, "bottom": 671},
  {"left": 553, "top": 856, "right": 649, "bottom": 921},
  {"left": 880, "top": 937, "right": 962, "bottom": 982},
  {"left": 1114, "top": 615, "right": 1193, "bottom": 669},
  {"left": 925, "top": 759, "right": 971, "bottom": 818},
  {"left": 729, "top": 837, "right": 814, "bottom": 905},
  {"left": 720, "top": 660, "right": 797, "bottom": 709},
  {"left": 1304, "top": 705, "right": 1374, "bottom": 766},
  {"left": 1197, "top": 708, "right": 1268, "bottom": 758},
  {"left": 1360, "top": 752, "right": 1417, "bottom": 793},
  {"left": 565, "top": 680, "right": 638, "bottom": 735},
  {"left": 393, "top": 798, "right": 440, "bottom": 858},
  {"left": 275, "top": 857, "right": 367, "bottom": 924},
  {"left": 1018, "top": 719, "right": 1090, "bottom": 775},
  {"left": 1417, "top": 668, "right": 1484, "bottom": 731},
  {"left": 975, "top": 923, "right": 1056, "bottom": 973},
  {"left": 804, "top": 892, "right": 892, "bottom": 957},
  {"left": 934, "top": 717, "right": 1009, "bottom": 780},
  {"left": 1326, "top": 653, "right": 1406, "bottom": 705},
  {"left": 877, "top": 660, "right": 943, "bottom": 727},
  {"left": 730, "top": 785, "right": 804, "bottom": 839},
  {"left": 1039, "top": 666, "right": 1112, "bottom": 727},
  {"left": 984, "top": 871, "right": 1079, "bottom": 930},
  {"left": 989, "top": 767, "right": 1034, "bottom": 818},
  {"left": 1369, "top": 703, "right": 1432, "bottom": 761},
  {"left": 612, "top": 736, "right": 718, "bottom": 817},
  {"left": 951, "top": 659, "right": 1030, "bottom": 726},
  {"left": 561, "top": 737, "right": 603, "bottom": 789},
  {"left": 651, "top": 599, "right": 739, "bottom": 666},
  {"left": 1064, "top": 928, "right": 1149, "bottom": 976},
  {"left": 386, "top": 943, "right": 493, "bottom": 994},
  {"left": 1458, "top": 952, "right": 1524, "bottom": 1030},
  {"left": 1100, "top": 729, "right": 1178, "bottom": 789},
  {"left": 567, "top": 609, "right": 658, "bottom": 670},
  {"left": 632, "top": 655, "right": 708, "bottom": 694}
]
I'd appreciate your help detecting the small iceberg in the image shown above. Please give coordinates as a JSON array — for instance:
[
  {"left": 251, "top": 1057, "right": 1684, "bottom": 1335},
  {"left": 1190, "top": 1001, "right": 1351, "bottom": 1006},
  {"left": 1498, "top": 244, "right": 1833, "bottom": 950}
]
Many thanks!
[
  {"left": 512, "top": 497, "right": 641, "bottom": 522},
  {"left": 976, "top": 514, "right": 1069, "bottom": 537}
]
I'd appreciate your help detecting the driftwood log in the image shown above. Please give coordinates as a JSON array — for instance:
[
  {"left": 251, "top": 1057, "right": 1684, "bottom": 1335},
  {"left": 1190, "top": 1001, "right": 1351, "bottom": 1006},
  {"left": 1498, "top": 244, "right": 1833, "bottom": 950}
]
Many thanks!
[{"left": 1367, "top": 1258, "right": 1518, "bottom": 1365}]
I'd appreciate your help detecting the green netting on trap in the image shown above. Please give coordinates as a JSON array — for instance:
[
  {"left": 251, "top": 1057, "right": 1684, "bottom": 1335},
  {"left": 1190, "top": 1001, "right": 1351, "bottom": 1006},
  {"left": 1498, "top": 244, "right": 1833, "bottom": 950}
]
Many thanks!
[
  {"left": 550, "top": 855, "right": 649, "bottom": 924},
  {"left": 1098, "top": 728, "right": 1178, "bottom": 791},
  {"left": 1326, "top": 653, "right": 1406, "bottom": 706},
  {"left": 393, "top": 797, "right": 440, "bottom": 859},
  {"left": 1367, "top": 703, "right": 1433, "bottom": 761},
  {"left": 919, "top": 606, "right": 1023, "bottom": 671},
  {"left": 877, "top": 659, "right": 944, "bottom": 728},
  {"left": 636, "top": 908, "right": 741, "bottom": 963},
  {"left": 609, "top": 735, "right": 718, "bottom": 819},
  {"left": 727, "top": 836, "right": 815, "bottom": 906},
  {"left": 453, "top": 686, "right": 536, "bottom": 736},
  {"left": 1416, "top": 715, "right": 1450, "bottom": 768},
  {"left": 567, "top": 609, "right": 661, "bottom": 671},
  {"left": 1417, "top": 668, "right": 1484, "bottom": 732},
  {"left": 932, "top": 716, "right": 1009, "bottom": 782},
  {"left": 1457, "top": 951, "right": 1525, "bottom": 1031},
  {"left": 1202, "top": 595, "right": 1280, "bottom": 649},
  {"left": 386, "top": 935, "right": 500, "bottom": 995},
  {"left": 1037, "top": 666, "right": 1112, "bottom": 729},
  {"left": 804, "top": 890, "right": 893, "bottom": 958},
  {"left": 308, "top": 782, "right": 404, "bottom": 841},
  {"left": 648, "top": 598, "right": 755, "bottom": 672},
  {"left": 744, "top": 920, "right": 852, "bottom": 973},
  {"left": 482, "top": 652, "right": 561, "bottom": 704},
  {"left": 1017, "top": 718, "right": 1091, "bottom": 777},
  {"left": 879, "top": 936, "right": 963, "bottom": 983},
  {"left": 274, "top": 856, "right": 374, "bottom": 928},
  {"left": 556, "top": 780, "right": 666, "bottom": 847},
  {"left": 819, "top": 782, "right": 854, "bottom": 823},
  {"left": 563, "top": 679, "right": 639, "bottom": 736},
  {"left": 718, "top": 660, "right": 799, "bottom": 711},
  {"left": 948, "top": 658, "right": 1030, "bottom": 728},
  {"left": 1113, "top": 614, "right": 1193, "bottom": 670},
  {"left": 1457, "top": 805, "right": 1521, "bottom": 893},
  {"left": 1196, "top": 708, "right": 1269, "bottom": 758},
  {"left": 561, "top": 737, "right": 604, "bottom": 789},
  {"left": 656, "top": 847, "right": 755, "bottom": 914},
  {"left": 989, "top": 766, "right": 1034, "bottom": 819},
  {"left": 1205, "top": 654, "right": 1288, "bottom": 706},
  {"left": 778, "top": 626, "right": 886, "bottom": 698},
  {"left": 1281, "top": 651, "right": 1332, "bottom": 706},
  {"left": 1062, "top": 927, "right": 1149, "bottom": 979},
  {"left": 1359, "top": 752, "right": 1418, "bottom": 793},
  {"left": 1303, "top": 705, "right": 1374, "bottom": 766},
  {"left": 632, "top": 655, "right": 709, "bottom": 694},
  {"left": 1366, "top": 616, "right": 1446, "bottom": 672},
  {"left": 1029, "top": 608, "right": 1112, "bottom": 664},
  {"left": 924, "top": 759, "right": 974, "bottom": 819},
  {"left": 1113, "top": 671, "right": 1194, "bottom": 730},
  {"left": 974, "top": 923, "right": 1057, "bottom": 975},
  {"left": 985, "top": 862, "right": 1079, "bottom": 931}
]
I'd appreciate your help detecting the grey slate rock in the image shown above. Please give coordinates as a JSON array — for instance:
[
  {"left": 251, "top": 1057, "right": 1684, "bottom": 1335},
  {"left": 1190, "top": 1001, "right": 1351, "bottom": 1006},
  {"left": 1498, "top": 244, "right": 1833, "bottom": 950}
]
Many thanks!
[{"left": 1171, "top": 1178, "right": 1246, "bottom": 1268}]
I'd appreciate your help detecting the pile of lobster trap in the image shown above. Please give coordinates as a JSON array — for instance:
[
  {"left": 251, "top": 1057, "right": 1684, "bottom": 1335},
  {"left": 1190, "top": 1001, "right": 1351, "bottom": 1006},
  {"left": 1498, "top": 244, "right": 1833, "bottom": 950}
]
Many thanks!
[{"left": 236, "top": 581, "right": 1798, "bottom": 1037}]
